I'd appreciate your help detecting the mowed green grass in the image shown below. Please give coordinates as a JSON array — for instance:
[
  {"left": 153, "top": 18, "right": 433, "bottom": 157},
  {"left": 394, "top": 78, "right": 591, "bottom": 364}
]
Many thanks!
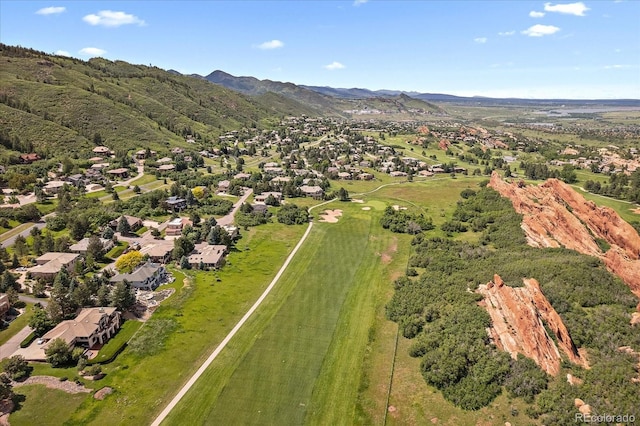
[
  {"left": 59, "top": 223, "right": 305, "bottom": 425},
  {"left": 10, "top": 385, "right": 88, "bottom": 426},
  {"left": 571, "top": 185, "right": 640, "bottom": 224},
  {"left": 164, "top": 203, "right": 410, "bottom": 425}
]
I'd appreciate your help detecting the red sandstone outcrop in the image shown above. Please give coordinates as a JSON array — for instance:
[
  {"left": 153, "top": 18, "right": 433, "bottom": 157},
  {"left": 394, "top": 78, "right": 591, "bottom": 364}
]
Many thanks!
[
  {"left": 489, "top": 173, "right": 640, "bottom": 307},
  {"left": 438, "top": 139, "right": 450, "bottom": 150},
  {"left": 477, "top": 275, "right": 588, "bottom": 376}
]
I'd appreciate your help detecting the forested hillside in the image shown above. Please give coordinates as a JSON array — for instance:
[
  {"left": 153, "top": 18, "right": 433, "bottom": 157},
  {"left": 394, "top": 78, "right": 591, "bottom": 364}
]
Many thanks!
[
  {"left": 386, "top": 185, "right": 640, "bottom": 423},
  {"left": 0, "top": 44, "right": 314, "bottom": 161}
]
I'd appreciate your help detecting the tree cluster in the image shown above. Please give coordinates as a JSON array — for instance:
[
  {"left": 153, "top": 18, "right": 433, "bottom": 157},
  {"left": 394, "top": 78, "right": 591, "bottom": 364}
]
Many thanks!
[
  {"left": 386, "top": 186, "right": 640, "bottom": 417},
  {"left": 380, "top": 206, "right": 434, "bottom": 234}
]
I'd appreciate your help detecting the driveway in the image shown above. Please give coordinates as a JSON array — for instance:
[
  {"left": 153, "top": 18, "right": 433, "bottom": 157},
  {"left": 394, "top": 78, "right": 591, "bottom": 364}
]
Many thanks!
[
  {"left": 0, "top": 326, "right": 33, "bottom": 361},
  {"left": 216, "top": 188, "right": 253, "bottom": 226}
]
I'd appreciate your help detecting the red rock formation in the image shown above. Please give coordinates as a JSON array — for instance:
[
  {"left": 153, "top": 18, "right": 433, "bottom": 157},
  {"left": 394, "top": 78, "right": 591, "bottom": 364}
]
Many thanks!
[
  {"left": 489, "top": 172, "right": 640, "bottom": 307},
  {"left": 477, "top": 275, "right": 588, "bottom": 376},
  {"left": 438, "top": 139, "right": 450, "bottom": 150}
]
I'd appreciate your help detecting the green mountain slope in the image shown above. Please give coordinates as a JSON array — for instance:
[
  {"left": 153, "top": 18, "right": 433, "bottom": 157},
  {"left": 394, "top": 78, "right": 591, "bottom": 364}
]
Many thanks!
[
  {"left": 0, "top": 44, "right": 303, "bottom": 158},
  {"left": 206, "top": 70, "right": 445, "bottom": 118}
]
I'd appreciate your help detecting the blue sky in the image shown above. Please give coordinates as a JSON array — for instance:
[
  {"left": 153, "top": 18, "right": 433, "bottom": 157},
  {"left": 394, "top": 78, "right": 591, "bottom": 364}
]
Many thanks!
[{"left": 1, "top": 1, "right": 638, "bottom": 99}]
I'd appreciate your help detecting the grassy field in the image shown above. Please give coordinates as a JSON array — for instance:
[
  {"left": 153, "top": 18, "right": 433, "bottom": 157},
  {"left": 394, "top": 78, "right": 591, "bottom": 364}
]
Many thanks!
[
  {"left": 164, "top": 200, "right": 412, "bottom": 425},
  {"left": 571, "top": 185, "right": 640, "bottom": 224},
  {"left": 10, "top": 385, "right": 88, "bottom": 426},
  {"left": 59, "top": 222, "right": 305, "bottom": 425}
]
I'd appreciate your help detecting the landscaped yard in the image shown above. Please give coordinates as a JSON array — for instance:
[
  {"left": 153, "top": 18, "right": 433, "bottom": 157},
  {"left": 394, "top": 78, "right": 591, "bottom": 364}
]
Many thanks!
[{"left": 60, "top": 222, "right": 306, "bottom": 425}]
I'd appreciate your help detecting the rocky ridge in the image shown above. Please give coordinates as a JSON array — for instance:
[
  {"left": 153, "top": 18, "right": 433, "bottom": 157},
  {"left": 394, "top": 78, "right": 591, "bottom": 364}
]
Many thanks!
[
  {"left": 477, "top": 275, "right": 588, "bottom": 376},
  {"left": 488, "top": 173, "right": 640, "bottom": 311}
]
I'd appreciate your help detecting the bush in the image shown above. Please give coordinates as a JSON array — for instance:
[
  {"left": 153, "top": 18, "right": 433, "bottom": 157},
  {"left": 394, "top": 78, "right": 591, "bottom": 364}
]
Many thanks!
[
  {"left": 19, "top": 331, "right": 37, "bottom": 348},
  {"left": 276, "top": 204, "right": 308, "bottom": 225}
]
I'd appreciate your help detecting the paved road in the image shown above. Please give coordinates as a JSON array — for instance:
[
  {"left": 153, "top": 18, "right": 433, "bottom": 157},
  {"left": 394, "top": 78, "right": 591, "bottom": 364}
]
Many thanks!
[
  {"left": 216, "top": 188, "right": 253, "bottom": 226},
  {"left": 0, "top": 220, "right": 46, "bottom": 249},
  {"left": 150, "top": 196, "right": 335, "bottom": 426},
  {"left": 0, "top": 325, "right": 33, "bottom": 361},
  {"left": 18, "top": 295, "right": 48, "bottom": 307}
]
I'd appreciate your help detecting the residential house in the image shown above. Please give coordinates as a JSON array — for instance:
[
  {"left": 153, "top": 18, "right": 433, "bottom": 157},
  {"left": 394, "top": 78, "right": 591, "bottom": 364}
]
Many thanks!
[
  {"left": 66, "top": 174, "right": 87, "bottom": 187},
  {"left": 27, "top": 252, "right": 81, "bottom": 280},
  {"left": 106, "top": 168, "right": 129, "bottom": 179},
  {"left": 139, "top": 240, "right": 174, "bottom": 264},
  {"left": 92, "top": 146, "right": 111, "bottom": 155},
  {"left": 299, "top": 185, "right": 324, "bottom": 199},
  {"left": 251, "top": 204, "right": 269, "bottom": 214},
  {"left": 70, "top": 238, "right": 115, "bottom": 255},
  {"left": 165, "top": 196, "right": 187, "bottom": 212},
  {"left": 41, "top": 307, "right": 121, "bottom": 352},
  {"left": 188, "top": 243, "right": 227, "bottom": 269},
  {"left": 18, "top": 153, "right": 41, "bottom": 164},
  {"left": 165, "top": 217, "right": 192, "bottom": 237},
  {"left": 158, "top": 164, "right": 175, "bottom": 172},
  {"left": 110, "top": 215, "right": 143, "bottom": 232},
  {"left": 0, "top": 294, "right": 10, "bottom": 319},
  {"left": 254, "top": 192, "right": 282, "bottom": 204},
  {"left": 234, "top": 172, "right": 251, "bottom": 180},
  {"left": 43, "top": 180, "right": 66, "bottom": 195},
  {"left": 222, "top": 225, "right": 239, "bottom": 239},
  {"left": 217, "top": 180, "right": 231, "bottom": 193},
  {"left": 109, "top": 262, "right": 168, "bottom": 290}
]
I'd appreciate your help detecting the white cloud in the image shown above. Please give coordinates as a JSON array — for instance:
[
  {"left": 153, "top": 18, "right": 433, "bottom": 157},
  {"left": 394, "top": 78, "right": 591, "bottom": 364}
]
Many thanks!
[
  {"left": 522, "top": 24, "right": 561, "bottom": 37},
  {"left": 324, "top": 61, "right": 345, "bottom": 70},
  {"left": 256, "top": 40, "right": 284, "bottom": 50},
  {"left": 36, "top": 6, "right": 65, "bottom": 15},
  {"left": 474, "top": 37, "right": 487, "bottom": 44},
  {"left": 79, "top": 47, "right": 106, "bottom": 57},
  {"left": 544, "top": 2, "right": 590, "bottom": 16},
  {"left": 353, "top": 0, "right": 368, "bottom": 5},
  {"left": 54, "top": 50, "right": 70, "bottom": 57},
  {"left": 604, "top": 64, "right": 631, "bottom": 69},
  {"left": 498, "top": 31, "right": 515, "bottom": 36},
  {"left": 529, "top": 11, "right": 546, "bottom": 18},
  {"left": 83, "top": 10, "right": 145, "bottom": 27}
]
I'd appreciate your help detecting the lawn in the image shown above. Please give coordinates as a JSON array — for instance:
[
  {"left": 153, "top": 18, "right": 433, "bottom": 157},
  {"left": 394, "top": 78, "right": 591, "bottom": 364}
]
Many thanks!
[
  {"left": 9, "top": 385, "right": 88, "bottom": 426},
  {"left": 87, "top": 320, "right": 143, "bottom": 364},
  {"left": 129, "top": 174, "right": 158, "bottom": 187},
  {"left": 105, "top": 241, "right": 129, "bottom": 260},
  {"left": 0, "top": 219, "right": 20, "bottom": 236},
  {"left": 62, "top": 222, "right": 306, "bottom": 425},
  {"left": 0, "top": 303, "right": 35, "bottom": 346},
  {"left": 163, "top": 201, "right": 412, "bottom": 425}
]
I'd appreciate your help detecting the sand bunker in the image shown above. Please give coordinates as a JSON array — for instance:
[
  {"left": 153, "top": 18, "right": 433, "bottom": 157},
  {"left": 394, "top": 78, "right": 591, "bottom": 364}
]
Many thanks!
[
  {"left": 392, "top": 205, "right": 407, "bottom": 211},
  {"left": 362, "top": 206, "right": 371, "bottom": 211},
  {"left": 319, "top": 209, "right": 343, "bottom": 223},
  {"left": 351, "top": 199, "right": 364, "bottom": 203},
  {"left": 632, "top": 208, "right": 640, "bottom": 215}
]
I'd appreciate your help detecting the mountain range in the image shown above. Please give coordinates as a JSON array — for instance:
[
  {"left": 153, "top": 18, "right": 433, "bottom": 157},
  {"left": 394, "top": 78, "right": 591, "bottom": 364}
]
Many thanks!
[{"left": 1, "top": 43, "right": 637, "bottom": 162}]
